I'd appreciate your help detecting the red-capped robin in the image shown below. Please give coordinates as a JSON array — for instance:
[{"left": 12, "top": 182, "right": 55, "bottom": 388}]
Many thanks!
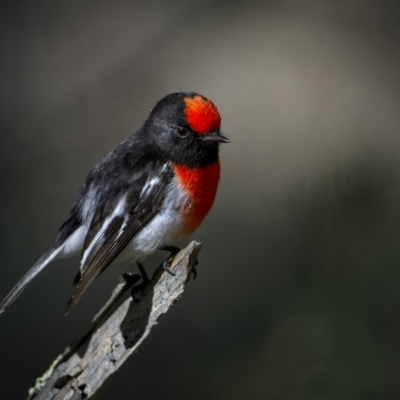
[{"left": 0, "top": 92, "right": 229, "bottom": 314}]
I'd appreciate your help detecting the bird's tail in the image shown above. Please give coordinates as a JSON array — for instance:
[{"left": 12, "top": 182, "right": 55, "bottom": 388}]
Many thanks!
[{"left": 0, "top": 247, "right": 61, "bottom": 314}]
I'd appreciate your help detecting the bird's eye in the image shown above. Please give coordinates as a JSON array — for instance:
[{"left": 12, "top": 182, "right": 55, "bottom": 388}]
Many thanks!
[{"left": 176, "top": 127, "right": 189, "bottom": 138}]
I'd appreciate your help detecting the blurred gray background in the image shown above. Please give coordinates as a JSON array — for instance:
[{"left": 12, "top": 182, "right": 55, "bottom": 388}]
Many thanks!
[{"left": 1, "top": 0, "right": 400, "bottom": 398}]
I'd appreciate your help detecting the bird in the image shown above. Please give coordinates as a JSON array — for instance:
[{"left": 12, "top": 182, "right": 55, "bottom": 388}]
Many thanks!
[{"left": 0, "top": 92, "right": 229, "bottom": 315}]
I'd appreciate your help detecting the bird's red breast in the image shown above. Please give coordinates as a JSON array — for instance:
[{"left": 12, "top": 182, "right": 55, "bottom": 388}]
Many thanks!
[{"left": 173, "top": 161, "right": 221, "bottom": 234}]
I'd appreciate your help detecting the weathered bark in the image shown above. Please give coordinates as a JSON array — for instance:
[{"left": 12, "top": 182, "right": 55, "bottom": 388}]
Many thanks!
[{"left": 28, "top": 241, "right": 201, "bottom": 400}]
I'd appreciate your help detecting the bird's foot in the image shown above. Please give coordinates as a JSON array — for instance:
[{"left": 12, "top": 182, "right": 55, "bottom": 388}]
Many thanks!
[
  {"left": 161, "top": 246, "right": 181, "bottom": 276},
  {"left": 162, "top": 256, "right": 176, "bottom": 276},
  {"left": 162, "top": 246, "right": 199, "bottom": 279}
]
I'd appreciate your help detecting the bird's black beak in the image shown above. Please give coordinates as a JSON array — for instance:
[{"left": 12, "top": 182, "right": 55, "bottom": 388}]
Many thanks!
[{"left": 202, "top": 131, "right": 230, "bottom": 143}]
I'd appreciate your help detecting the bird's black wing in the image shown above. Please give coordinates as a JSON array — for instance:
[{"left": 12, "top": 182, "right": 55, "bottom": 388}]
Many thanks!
[{"left": 66, "top": 161, "right": 173, "bottom": 314}]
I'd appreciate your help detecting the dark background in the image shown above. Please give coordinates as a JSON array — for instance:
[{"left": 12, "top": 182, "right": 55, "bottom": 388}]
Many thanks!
[{"left": 1, "top": 1, "right": 400, "bottom": 399}]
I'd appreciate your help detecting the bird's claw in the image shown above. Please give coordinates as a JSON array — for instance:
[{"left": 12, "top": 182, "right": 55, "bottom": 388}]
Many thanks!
[
  {"left": 161, "top": 246, "right": 181, "bottom": 276},
  {"left": 163, "top": 257, "right": 176, "bottom": 276}
]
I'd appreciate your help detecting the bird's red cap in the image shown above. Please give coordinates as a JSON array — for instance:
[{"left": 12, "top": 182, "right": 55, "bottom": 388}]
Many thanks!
[{"left": 184, "top": 95, "right": 221, "bottom": 134}]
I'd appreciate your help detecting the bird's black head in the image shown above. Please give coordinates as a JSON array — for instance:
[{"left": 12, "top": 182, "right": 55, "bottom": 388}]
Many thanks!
[{"left": 144, "top": 92, "right": 229, "bottom": 168}]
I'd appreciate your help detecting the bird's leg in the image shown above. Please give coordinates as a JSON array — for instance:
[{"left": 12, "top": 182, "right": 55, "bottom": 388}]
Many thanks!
[
  {"left": 137, "top": 263, "right": 150, "bottom": 283},
  {"left": 131, "top": 262, "right": 150, "bottom": 302}
]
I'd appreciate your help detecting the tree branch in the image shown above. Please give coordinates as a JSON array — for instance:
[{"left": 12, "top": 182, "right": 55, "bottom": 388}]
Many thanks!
[{"left": 28, "top": 241, "right": 202, "bottom": 400}]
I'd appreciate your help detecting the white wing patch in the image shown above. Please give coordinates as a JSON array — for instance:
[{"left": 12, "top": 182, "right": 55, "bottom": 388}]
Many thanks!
[
  {"left": 80, "top": 194, "right": 128, "bottom": 270},
  {"left": 140, "top": 176, "right": 160, "bottom": 198},
  {"left": 80, "top": 187, "right": 98, "bottom": 224},
  {"left": 118, "top": 170, "right": 165, "bottom": 241}
]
